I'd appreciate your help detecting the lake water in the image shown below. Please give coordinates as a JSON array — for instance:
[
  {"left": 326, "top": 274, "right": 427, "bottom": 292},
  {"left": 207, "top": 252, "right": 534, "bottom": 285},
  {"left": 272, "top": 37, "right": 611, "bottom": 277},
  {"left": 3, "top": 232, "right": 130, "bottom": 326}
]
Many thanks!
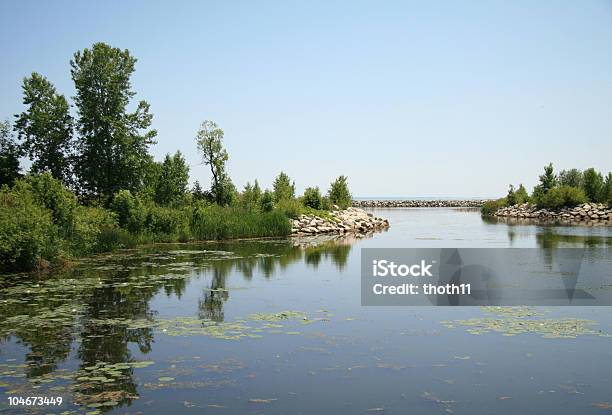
[{"left": 1, "top": 208, "right": 612, "bottom": 414}]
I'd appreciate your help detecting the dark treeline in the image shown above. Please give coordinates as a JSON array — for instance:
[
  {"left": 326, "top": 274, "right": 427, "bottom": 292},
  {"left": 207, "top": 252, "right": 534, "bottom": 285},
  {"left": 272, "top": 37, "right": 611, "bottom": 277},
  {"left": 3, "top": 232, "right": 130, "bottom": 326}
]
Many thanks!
[
  {"left": 0, "top": 42, "right": 353, "bottom": 273},
  {"left": 482, "top": 163, "right": 612, "bottom": 215}
]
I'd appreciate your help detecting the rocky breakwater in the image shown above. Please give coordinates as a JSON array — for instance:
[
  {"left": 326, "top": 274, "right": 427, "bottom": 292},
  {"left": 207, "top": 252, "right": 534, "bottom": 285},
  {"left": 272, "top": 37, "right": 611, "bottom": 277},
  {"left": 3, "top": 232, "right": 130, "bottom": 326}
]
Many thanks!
[
  {"left": 352, "top": 200, "right": 486, "bottom": 208},
  {"left": 291, "top": 207, "right": 389, "bottom": 235},
  {"left": 494, "top": 203, "right": 612, "bottom": 224}
]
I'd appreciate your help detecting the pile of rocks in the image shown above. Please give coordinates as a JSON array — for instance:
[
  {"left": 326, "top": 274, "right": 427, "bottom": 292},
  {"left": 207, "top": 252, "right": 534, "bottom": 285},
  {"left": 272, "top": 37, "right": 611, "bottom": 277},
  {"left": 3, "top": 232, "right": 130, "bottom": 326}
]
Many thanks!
[
  {"left": 352, "top": 200, "right": 487, "bottom": 208},
  {"left": 291, "top": 207, "right": 389, "bottom": 235},
  {"left": 494, "top": 203, "right": 611, "bottom": 223}
]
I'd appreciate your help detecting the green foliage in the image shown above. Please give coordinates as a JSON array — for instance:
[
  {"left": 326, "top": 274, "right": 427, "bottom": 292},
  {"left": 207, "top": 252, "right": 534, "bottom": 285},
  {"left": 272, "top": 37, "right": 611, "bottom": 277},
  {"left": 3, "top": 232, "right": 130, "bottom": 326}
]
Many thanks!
[
  {"left": 328, "top": 175, "right": 352, "bottom": 209},
  {"left": 71, "top": 42, "right": 157, "bottom": 203},
  {"left": 240, "top": 180, "right": 262, "bottom": 211},
  {"left": 302, "top": 186, "right": 322, "bottom": 210},
  {"left": 146, "top": 205, "right": 191, "bottom": 241},
  {"left": 272, "top": 171, "right": 295, "bottom": 203},
  {"left": 0, "top": 120, "right": 22, "bottom": 187},
  {"left": 603, "top": 173, "right": 612, "bottom": 206},
  {"left": 507, "top": 184, "right": 529, "bottom": 205},
  {"left": 535, "top": 185, "right": 587, "bottom": 209},
  {"left": 275, "top": 198, "right": 302, "bottom": 219},
  {"left": 481, "top": 198, "right": 507, "bottom": 216},
  {"left": 191, "top": 205, "right": 290, "bottom": 240},
  {"left": 259, "top": 190, "right": 274, "bottom": 212},
  {"left": 22, "top": 173, "right": 78, "bottom": 233},
  {"left": 14, "top": 72, "right": 73, "bottom": 185},
  {"left": 154, "top": 151, "right": 190, "bottom": 206},
  {"left": 558, "top": 169, "right": 583, "bottom": 188},
  {"left": 69, "top": 206, "right": 121, "bottom": 255},
  {"left": 191, "top": 180, "right": 207, "bottom": 201},
  {"left": 582, "top": 168, "right": 604, "bottom": 202},
  {"left": 0, "top": 184, "right": 58, "bottom": 272},
  {"left": 110, "top": 190, "right": 147, "bottom": 233},
  {"left": 538, "top": 163, "right": 557, "bottom": 192},
  {"left": 196, "top": 120, "right": 234, "bottom": 205}
]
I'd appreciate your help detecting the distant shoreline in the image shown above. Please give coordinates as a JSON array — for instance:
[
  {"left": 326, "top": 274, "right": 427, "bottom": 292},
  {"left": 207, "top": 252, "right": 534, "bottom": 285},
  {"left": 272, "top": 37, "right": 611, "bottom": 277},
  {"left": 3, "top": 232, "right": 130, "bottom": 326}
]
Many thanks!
[{"left": 352, "top": 200, "right": 488, "bottom": 208}]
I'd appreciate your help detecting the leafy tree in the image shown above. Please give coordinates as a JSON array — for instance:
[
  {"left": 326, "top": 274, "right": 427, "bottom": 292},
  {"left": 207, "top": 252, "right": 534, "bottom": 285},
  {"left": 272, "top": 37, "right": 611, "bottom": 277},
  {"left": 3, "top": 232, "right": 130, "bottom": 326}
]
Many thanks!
[
  {"left": 71, "top": 42, "right": 157, "bottom": 203},
  {"left": 538, "top": 163, "right": 557, "bottom": 192},
  {"left": 259, "top": 190, "right": 274, "bottom": 212},
  {"left": 303, "top": 186, "right": 322, "bottom": 209},
  {"left": 110, "top": 189, "right": 147, "bottom": 233},
  {"left": 154, "top": 151, "right": 189, "bottom": 206},
  {"left": 241, "top": 180, "right": 262, "bottom": 211},
  {"left": 272, "top": 171, "right": 295, "bottom": 202},
  {"left": 582, "top": 168, "right": 604, "bottom": 202},
  {"left": 192, "top": 180, "right": 206, "bottom": 201},
  {"left": 506, "top": 184, "right": 516, "bottom": 206},
  {"left": 514, "top": 184, "right": 529, "bottom": 205},
  {"left": 558, "top": 168, "right": 583, "bottom": 188},
  {"left": 328, "top": 175, "right": 352, "bottom": 209},
  {"left": 195, "top": 120, "right": 234, "bottom": 205},
  {"left": 0, "top": 120, "right": 21, "bottom": 187},
  {"left": 14, "top": 73, "right": 73, "bottom": 185}
]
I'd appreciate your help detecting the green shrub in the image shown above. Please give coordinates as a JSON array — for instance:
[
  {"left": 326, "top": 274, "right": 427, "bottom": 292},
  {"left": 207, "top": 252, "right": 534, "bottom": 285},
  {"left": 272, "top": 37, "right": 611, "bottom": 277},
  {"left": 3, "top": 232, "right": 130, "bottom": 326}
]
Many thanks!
[
  {"left": 582, "top": 168, "right": 604, "bottom": 202},
  {"left": 259, "top": 190, "right": 274, "bottom": 212},
  {"left": 111, "top": 190, "right": 147, "bottom": 233},
  {"left": 69, "top": 206, "right": 120, "bottom": 255},
  {"left": 0, "top": 186, "right": 58, "bottom": 272},
  {"left": 535, "top": 186, "right": 587, "bottom": 209},
  {"left": 276, "top": 198, "right": 303, "bottom": 219},
  {"left": 328, "top": 175, "right": 352, "bottom": 209},
  {"left": 191, "top": 205, "right": 290, "bottom": 240},
  {"left": 146, "top": 205, "right": 191, "bottom": 240},
  {"left": 514, "top": 184, "right": 530, "bottom": 205},
  {"left": 272, "top": 171, "right": 295, "bottom": 203},
  {"left": 302, "top": 186, "right": 322, "bottom": 210},
  {"left": 481, "top": 198, "right": 507, "bottom": 216},
  {"left": 22, "top": 173, "right": 77, "bottom": 234}
]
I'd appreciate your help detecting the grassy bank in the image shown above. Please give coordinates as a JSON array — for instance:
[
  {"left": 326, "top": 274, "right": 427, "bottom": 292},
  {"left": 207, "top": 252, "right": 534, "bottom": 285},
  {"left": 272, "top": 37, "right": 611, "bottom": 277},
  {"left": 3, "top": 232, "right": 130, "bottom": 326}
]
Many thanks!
[
  {"left": 0, "top": 172, "right": 353, "bottom": 273},
  {"left": 0, "top": 174, "right": 293, "bottom": 273}
]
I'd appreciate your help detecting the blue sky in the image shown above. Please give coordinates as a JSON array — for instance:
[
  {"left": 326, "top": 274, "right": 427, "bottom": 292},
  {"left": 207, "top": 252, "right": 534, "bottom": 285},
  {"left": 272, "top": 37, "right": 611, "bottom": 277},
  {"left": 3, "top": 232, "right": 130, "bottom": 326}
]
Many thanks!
[{"left": 1, "top": 0, "right": 611, "bottom": 197}]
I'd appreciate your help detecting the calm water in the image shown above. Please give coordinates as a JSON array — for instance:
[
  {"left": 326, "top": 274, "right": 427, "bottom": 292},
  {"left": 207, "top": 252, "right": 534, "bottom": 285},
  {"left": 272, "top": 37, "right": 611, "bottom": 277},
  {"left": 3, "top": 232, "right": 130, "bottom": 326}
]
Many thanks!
[{"left": 1, "top": 208, "right": 612, "bottom": 414}]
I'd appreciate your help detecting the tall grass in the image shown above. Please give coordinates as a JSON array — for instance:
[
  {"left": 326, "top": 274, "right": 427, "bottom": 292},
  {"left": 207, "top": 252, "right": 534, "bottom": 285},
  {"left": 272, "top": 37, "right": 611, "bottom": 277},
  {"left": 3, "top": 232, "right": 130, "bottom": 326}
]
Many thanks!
[{"left": 191, "top": 205, "right": 290, "bottom": 240}]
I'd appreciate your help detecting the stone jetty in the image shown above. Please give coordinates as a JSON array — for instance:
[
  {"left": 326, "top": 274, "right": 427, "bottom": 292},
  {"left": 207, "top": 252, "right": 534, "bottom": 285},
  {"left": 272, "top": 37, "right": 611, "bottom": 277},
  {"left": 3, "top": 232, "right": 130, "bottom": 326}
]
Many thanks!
[
  {"left": 493, "top": 202, "right": 611, "bottom": 224},
  {"left": 352, "top": 200, "right": 486, "bottom": 208},
  {"left": 291, "top": 207, "right": 389, "bottom": 235}
]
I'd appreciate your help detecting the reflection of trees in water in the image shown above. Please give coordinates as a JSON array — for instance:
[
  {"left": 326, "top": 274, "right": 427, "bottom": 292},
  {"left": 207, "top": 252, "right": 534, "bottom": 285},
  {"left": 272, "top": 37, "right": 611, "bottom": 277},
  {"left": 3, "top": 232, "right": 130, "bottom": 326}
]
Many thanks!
[{"left": 0, "top": 233, "right": 369, "bottom": 410}]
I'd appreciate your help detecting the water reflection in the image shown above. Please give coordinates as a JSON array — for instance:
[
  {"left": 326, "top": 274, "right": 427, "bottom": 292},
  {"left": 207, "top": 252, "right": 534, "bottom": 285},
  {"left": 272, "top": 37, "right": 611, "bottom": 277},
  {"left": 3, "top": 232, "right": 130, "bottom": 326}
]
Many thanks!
[{"left": 0, "top": 232, "right": 367, "bottom": 412}]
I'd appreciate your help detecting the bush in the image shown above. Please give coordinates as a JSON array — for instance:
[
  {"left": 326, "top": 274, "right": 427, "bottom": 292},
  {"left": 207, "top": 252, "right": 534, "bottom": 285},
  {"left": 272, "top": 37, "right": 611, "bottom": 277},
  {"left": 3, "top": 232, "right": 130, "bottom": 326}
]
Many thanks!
[
  {"left": 582, "top": 168, "right": 604, "bottom": 202},
  {"left": 328, "top": 175, "right": 352, "bottom": 209},
  {"left": 272, "top": 171, "right": 295, "bottom": 203},
  {"left": 22, "top": 173, "right": 78, "bottom": 234},
  {"left": 111, "top": 190, "right": 147, "bottom": 233},
  {"left": 0, "top": 186, "right": 58, "bottom": 272},
  {"left": 69, "top": 206, "right": 121, "bottom": 254},
  {"left": 535, "top": 186, "right": 587, "bottom": 209},
  {"left": 146, "top": 205, "right": 191, "bottom": 240},
  {"left": 481, "top": 198, "right": 507, "bottom": 216},
  {"left": 191, "top": 205, "right": 290, "bottom": 240},
  {"left": 259, "top": 190, "right": 274, "bottom": 212},
  {"left": 276, "top": 198, "right": 303, "bottom": 219},
  {"left": 302, "top": 187, "right": 322, "bottom": 210}
]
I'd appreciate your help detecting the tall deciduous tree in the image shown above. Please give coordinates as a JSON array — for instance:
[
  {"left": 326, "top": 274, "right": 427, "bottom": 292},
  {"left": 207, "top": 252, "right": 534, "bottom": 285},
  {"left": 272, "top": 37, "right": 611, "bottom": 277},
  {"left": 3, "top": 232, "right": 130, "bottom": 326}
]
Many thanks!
[
  {"left": 0, "top": 120, "right": 21, "bottom": 187},
  {"left": 582, "top": 168, "right": 604, "bottom": 202},
  {"left": 14, "top": 73, "right": 74, "bottom": 185},
  {"left": 71, "top": 42, "right": 157, "bottom": 203},
  {"left": 195, "top": 120, "right": 234, "bottom": 205}
]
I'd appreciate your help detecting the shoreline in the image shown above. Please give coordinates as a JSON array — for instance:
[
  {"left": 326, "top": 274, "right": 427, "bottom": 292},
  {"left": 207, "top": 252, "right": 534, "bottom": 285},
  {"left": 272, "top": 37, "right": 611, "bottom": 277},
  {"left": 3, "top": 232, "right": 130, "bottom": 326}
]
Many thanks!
[
  {"left": 491, "top": 202, "right": 611, "bottom": 225},
  {"left": 352, "top": 200, "right": 488, "bottom": 208}
]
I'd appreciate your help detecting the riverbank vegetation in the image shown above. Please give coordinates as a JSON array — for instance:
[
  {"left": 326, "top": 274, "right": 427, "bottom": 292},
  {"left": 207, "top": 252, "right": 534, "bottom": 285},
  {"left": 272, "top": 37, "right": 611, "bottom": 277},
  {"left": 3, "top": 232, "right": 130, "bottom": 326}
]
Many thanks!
[
  {"left": 482, "top": 163, "right": 612, "bottom": 216},
  {"left": 0, "top": 42, "right": 352, "bottom": 273}
]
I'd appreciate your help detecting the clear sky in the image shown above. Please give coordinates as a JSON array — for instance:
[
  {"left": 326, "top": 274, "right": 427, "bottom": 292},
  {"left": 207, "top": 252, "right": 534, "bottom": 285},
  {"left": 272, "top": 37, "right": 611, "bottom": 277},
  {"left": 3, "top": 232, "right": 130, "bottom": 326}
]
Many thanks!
[{"left": 1, "top": 0, "right": 611, "bottom": 198}]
